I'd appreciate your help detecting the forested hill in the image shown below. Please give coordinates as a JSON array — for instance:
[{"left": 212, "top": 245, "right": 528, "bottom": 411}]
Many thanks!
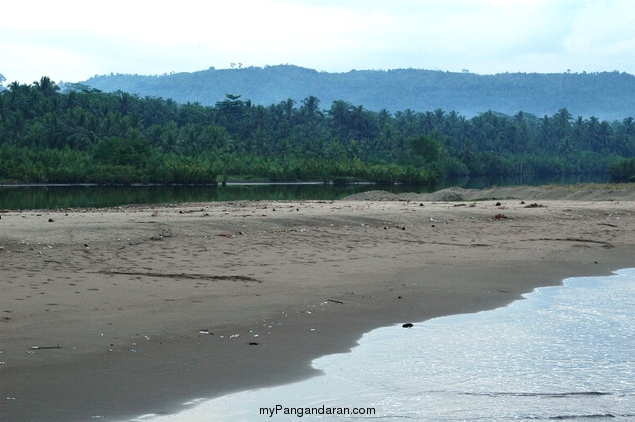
[{"left": 79, "top": 65, "right": 635, "bottom": 120}]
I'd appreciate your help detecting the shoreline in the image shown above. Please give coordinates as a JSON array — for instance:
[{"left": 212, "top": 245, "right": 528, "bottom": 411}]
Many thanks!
[
  {"left": 157, "top": 267, "right": 635, "bottom": 422},
  {"left": 1, "top": 190, "right": 635, "bottom": 421},
  {"left": 153, "top": 263, "right": 635, "bottom": 422}
]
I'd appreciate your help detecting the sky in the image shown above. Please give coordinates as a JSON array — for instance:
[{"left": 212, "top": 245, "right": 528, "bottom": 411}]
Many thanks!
[{"left": 2, "top": 0, "right": 635, "bottom": 85}]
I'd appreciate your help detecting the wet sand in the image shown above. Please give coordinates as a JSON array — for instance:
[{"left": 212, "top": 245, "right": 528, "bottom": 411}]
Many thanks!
[{"left": 1, "top": 186, "right": 634, "bottom": 421}]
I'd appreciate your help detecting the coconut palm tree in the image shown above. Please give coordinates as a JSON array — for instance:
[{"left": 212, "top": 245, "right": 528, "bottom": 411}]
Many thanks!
[{"left": 33, "top": 76, "right": 60, "bottom": 97}]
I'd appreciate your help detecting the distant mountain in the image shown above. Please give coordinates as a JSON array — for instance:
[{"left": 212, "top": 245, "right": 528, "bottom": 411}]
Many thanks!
[{"left": 79, "top": 65, "right": 635, "bottom": 120}]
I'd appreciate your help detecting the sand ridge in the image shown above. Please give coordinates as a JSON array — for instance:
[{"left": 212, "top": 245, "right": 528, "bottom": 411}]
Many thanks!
[{"left": 1, "top": 187, "right": 634, "bottom": 421}]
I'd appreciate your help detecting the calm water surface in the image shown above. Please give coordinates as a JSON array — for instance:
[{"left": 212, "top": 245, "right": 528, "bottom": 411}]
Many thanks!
[
  {"left": 0, "top": 183, "right": 422, "bottom": 210},
  {"left": 0, "top": 173, "right": 609, "bottom": 210},
  {"left": 133, "top": 268, "right": 635, "bottom": 421}
]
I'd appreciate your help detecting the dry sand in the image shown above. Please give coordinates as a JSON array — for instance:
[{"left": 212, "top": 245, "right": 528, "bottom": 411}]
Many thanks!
[{"left": 1, "top": 184, "right": 635, "bottom": 421}]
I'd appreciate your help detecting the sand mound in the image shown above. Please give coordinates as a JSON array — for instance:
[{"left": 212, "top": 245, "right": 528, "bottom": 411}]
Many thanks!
[
  {"left": 419, "top": 187, "right": 466, "bottom": 201},
  {"left": 343, "top": 190, "right": 421, "bottom": 201},
  {"left": 344, "top": 183, "right": 635, "bottom": 202}
]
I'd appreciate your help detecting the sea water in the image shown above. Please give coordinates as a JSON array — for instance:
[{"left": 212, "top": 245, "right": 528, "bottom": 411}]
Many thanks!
[{"left": 134, "top": 268, "right": 635, "bottom": 421}]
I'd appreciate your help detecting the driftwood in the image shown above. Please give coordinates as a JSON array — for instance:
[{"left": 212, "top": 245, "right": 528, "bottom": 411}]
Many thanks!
[{"left": 31, "top": 342, "right": 61, "bottom": 350}]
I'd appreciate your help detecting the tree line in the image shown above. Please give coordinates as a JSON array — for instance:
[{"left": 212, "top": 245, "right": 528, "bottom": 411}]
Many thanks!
[{"left": 1, "top": 77, "right": 634, "bottom": 185}]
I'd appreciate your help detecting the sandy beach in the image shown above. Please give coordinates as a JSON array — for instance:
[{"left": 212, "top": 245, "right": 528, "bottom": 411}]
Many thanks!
[{"left": 1, "top": 185, "right": 634, "bottom": 421}]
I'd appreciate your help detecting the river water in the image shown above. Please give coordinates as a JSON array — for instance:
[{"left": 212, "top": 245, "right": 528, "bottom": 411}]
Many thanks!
[{"left": 0, "top": 173, "right": 609, "bottom": 210}]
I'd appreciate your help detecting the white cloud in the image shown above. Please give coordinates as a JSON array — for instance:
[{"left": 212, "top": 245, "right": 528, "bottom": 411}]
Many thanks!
[{"left": 2, "top": 0, "right": 635, "bottom": 84}]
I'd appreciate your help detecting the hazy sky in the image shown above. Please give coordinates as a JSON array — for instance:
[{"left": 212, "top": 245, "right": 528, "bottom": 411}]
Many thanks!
[{"left": 2, "top": 0, "right": 635, "bottom": 85}]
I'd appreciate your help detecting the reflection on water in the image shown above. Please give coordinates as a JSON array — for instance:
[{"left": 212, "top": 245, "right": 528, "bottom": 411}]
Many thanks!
[
  {"left": 0, "top": 183, "right": 426, "bottom": 210},
  {"left": 0, "top": 173, "right": 610, "bottom": 210}
]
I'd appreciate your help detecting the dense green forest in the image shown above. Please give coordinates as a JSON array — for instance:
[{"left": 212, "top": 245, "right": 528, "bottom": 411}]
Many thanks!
[
  {"left": 82, "top": 65, "right": 635, "bottom": 120},
  {"left": 1, "top": 77, "right": 634, "bottom": 185}
]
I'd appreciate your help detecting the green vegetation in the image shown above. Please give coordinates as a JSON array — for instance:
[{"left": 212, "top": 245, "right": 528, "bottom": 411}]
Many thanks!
[
  {"left": 609, "top": 158, "right": 635, "bottom": 182},
  {"left": 0, "top": 77, "right": 634, "bottom": 185}
]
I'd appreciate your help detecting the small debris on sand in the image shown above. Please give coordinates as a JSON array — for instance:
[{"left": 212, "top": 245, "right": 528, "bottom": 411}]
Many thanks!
[{"left": 217, "top": 233, "right": 235, "bottom": 238}]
